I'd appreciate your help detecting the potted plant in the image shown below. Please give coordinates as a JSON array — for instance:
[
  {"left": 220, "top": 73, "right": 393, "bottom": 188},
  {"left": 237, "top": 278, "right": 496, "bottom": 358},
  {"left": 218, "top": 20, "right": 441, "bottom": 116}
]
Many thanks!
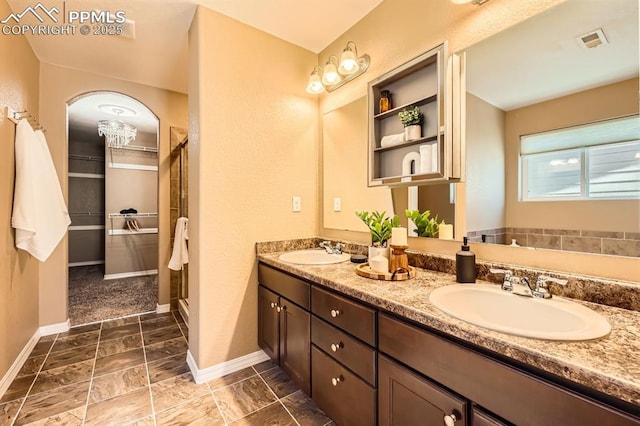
[
  {"left": 398, "top": 106, "right": 424, "bottom": 141},
  {"left": 355, "top": 210, "right": 400, "bottom": 259},
  {"left": 406, "top": 209, "right": 444, "bottom": 238}
]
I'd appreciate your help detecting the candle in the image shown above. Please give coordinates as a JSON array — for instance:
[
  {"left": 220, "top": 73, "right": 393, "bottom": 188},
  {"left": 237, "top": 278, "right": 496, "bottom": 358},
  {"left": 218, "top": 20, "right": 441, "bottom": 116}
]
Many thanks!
[
  {"left": 391, "top": 227, "right": 407, "bottom": 246},
  {"left": 439, "top": 223, "right": 453, "bottom": 240}
]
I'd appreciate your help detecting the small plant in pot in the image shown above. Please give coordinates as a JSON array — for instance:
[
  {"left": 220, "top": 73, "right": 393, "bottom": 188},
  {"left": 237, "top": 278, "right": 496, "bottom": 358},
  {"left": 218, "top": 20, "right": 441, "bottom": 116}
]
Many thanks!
[
  {"left": 398, "top": 106, "right": 424, "bottom": 141},
  {"left": 355, "top": 210, "right": 400, "bottom": 259},
  {"left": 406, "top": 209, "right": 444, "bottom": 238}
]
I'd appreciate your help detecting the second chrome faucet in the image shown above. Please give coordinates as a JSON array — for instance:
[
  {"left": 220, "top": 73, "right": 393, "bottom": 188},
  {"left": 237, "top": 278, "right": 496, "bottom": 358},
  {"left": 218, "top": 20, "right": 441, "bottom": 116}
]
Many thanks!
[{"left": 490, "top": 269, "right": 568, "bottom": 299}]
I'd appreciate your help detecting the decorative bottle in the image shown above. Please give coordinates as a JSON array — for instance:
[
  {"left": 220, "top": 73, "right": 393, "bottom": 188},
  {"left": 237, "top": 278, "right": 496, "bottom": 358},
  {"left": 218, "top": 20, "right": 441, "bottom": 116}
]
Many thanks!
[{"left": 380, "top": 90, "right": 392, "bottom": 113}]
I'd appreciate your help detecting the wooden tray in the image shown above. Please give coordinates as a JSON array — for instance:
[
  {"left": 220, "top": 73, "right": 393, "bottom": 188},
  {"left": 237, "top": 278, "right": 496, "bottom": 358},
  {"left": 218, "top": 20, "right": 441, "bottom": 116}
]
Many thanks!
[{"left": 355, "top": 263, "right": 415, "bottom": 281}]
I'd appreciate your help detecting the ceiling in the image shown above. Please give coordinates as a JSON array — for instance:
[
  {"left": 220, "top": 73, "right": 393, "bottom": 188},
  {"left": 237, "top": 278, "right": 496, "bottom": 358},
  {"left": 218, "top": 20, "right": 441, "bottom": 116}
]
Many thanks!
[
  {"left": 5, "top": 0, "right": 384, "bottom": 94},
  {"left": 68, "top": 92, "right": 159, "bottom": 135},
  {"left": 464, "top": 0, "right": 639, "bottom": 111}
]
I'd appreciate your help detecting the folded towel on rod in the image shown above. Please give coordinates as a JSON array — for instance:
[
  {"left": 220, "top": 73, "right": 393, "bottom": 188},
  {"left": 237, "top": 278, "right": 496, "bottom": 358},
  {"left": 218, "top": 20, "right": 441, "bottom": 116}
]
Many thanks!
[
  {"left": 168, "top": 217, "right": 189, "bottom": 270},
  {"left": 12, "top": 120, "right": 71, "bottom": 262}
]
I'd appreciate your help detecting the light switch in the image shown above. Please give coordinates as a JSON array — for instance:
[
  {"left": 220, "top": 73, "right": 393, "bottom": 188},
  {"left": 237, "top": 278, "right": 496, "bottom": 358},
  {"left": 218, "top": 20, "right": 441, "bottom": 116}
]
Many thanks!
[
  {"left": 333, "top": 197, "right": 342, "bottom": 212},
  {"left": 292, "top": 196, "right": 301, "bottom": 212}
]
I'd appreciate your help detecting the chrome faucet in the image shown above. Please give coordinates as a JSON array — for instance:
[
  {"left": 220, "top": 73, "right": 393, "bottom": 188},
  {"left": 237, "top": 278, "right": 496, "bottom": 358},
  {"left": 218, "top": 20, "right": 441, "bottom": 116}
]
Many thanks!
[
  {"left": 490, "top": 269, "right": 568, "bottom": 299},
  {"left": 319, "top": 241, "right": 345, "bottom": 255},
  {"left": 489, "top": 269, "right": 514, "bottom": 292},
  {"left": 532, "top": 276, "right": 568, "bottom": 299}
]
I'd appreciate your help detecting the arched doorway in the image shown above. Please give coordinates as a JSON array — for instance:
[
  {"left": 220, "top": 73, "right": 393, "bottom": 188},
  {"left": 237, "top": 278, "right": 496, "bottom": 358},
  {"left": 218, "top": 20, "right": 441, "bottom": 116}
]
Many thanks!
[{"left": 67, "top": 92, "right": 160, "bottom": 325}]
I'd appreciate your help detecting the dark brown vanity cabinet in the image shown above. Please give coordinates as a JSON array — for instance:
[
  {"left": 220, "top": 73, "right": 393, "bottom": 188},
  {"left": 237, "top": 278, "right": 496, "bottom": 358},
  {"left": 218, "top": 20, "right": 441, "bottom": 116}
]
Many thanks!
[
  {"left": 310, "top": 286, "right": 378, "bottom": 425},
  {"left": 378, "top": 313, "right": 640, "bottom": 426},
  {"left": 379, "top": 354, "right": 468, "bottom": 425},
  {"left": 258, "top": 265, "right": 310, "bottom": 394}
]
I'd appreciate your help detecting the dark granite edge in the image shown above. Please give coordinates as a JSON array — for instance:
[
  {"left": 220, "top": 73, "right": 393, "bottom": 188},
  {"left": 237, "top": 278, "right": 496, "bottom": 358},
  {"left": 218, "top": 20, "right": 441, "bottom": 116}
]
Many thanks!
[
  {"left": 257, "top": 253, "right": 640, "bottom": 407},
  {"left": 256, "top": 238, "right": 640, "bottom": 312}
]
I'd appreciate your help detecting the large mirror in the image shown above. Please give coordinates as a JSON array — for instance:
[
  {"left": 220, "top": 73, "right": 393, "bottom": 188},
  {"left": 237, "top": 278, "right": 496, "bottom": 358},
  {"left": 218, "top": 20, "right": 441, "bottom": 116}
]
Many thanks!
[
  {"left": 322, "top": 0, "right": 638, "bottom": 257},
  {"left": 322, "top": 97, "right": 455, "bottom": 236},
  {"left": 463, "top": 0, "right": 639, "bottom": 257}
]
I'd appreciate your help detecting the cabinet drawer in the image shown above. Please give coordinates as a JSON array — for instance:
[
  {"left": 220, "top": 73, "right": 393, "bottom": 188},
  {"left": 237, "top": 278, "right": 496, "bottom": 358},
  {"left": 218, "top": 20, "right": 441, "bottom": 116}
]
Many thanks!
[
  {"left": 378, "top": 354, "right": 467, "bottom": 426},
  {"left": 311, "top": 346, "right": 376, "bottom": 426},
  {"left": 258, "top": 263, "right": 310, "bottom": 309},
  {"left": 311, "top": 286, "right": 376, "bottom": 346},
  {"left": 379, "top": 314, "right": 640, "bottom": 426},
  {"left": 472, "top": 405, "right": 510, "bottom": 426},
  {"left": 311, "top": 316, "right": 376, "bottom": 385}
]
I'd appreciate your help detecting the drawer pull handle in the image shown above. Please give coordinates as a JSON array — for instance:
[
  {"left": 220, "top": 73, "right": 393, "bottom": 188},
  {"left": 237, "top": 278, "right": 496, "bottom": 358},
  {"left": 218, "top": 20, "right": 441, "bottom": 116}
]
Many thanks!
[
  {"left": 330, "top": 342, "right": 343, "bottom": 352},
  {"left": 330, "top": 309, "right": 341, "bottom": 318},
  {"left": 331, "top": 375, "right": 343, "bottom": 386},
  {"left": 444, "top": 414, "right": 457, "bottom": 426},
  {"left": 270, "top": 302, "right": 277, "bottom": 309},
  {"left": 276, "top": 305, "right": 284, "bottom": 313}
]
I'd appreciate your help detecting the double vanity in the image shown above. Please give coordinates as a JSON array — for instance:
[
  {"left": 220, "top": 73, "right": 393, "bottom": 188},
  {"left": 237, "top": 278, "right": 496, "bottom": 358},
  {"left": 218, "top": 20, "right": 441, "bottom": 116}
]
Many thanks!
[{"left": 257, "top": 240, "right": 640, "bottom": 425}]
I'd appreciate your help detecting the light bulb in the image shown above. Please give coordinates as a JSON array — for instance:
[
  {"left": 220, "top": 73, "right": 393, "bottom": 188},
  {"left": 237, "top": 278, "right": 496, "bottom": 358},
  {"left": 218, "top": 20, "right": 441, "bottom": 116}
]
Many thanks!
[
  {"left": 338, "top": 42, "right": 360, "bottom": 75},
  {"left": 322, "top": 62, "right": 341, "bottom": 85},
  {"left": 306, "top": 69, "right": 325, "bottom": 94}
]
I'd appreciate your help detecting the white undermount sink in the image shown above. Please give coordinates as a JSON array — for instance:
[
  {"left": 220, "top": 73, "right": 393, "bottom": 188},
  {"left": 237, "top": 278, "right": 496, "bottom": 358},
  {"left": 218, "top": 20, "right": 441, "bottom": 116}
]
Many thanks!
[
  {"left": 429, "top": 284, "right": 611, "bottom": 341},
  {"left": 278, "top": 249, "right": 350, "bottom": 265}
]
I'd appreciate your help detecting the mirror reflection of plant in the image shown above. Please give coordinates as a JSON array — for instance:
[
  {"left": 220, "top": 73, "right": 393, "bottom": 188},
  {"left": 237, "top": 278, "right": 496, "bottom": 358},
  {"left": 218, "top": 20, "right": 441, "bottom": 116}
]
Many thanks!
[
  {"left": 355, "top": 210, "right": 400, "bottom": 247},
  {"left": 398, "top": 106, "right": 424, "bottom": 127},
  {"left": 406, "top": 209, "right": 444, "bottom": 238}
]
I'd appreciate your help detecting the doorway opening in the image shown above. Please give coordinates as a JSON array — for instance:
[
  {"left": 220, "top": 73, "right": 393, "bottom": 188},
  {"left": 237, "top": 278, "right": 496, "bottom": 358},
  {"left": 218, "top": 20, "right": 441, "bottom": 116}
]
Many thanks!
[{"left": 67, "top": 91, "right": 159, "bottom": 325}]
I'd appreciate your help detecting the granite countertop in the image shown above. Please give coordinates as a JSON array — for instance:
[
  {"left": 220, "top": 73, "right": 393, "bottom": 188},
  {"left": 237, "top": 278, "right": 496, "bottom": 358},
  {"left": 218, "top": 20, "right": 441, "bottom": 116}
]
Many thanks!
[{"left": 258, "top": 251, "right": 640, "bottom": 408}]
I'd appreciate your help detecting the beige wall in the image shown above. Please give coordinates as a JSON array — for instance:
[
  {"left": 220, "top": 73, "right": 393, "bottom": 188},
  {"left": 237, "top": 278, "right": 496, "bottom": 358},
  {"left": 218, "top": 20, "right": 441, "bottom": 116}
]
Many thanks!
[
  {"left": 505, "top": 78, "right": 640, "bottom": 232},
  {"left": 189, "top": 6, "right": 319, "bottom": 369},
  {"left": 466, "top": 93, "right": 506, "bottom": 232},
  {"left": 318, "top": 0, "right": 640, "bottom": 281},
  {"left": 38, "top": 63, "right": 188, "bottom": 325},
  {"left": 0, "top": 0, "right": 40, "bottom": 382}
]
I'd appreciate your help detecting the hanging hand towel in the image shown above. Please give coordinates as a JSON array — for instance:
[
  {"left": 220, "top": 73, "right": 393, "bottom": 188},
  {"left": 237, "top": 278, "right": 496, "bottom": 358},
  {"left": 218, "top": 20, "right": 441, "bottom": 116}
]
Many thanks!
[
  {"left": 11, "top": 121, "right": 71, "bottom": 262},
  {"left": 168, "top": 217, "right": 189, "bottom": 270}
]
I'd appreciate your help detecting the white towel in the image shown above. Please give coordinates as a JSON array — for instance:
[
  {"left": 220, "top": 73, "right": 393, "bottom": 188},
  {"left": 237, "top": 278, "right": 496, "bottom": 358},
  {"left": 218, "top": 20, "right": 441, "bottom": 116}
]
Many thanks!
[
  {"left": 168, "top": 217, "right": 189, "bottom": 270},
  {"left": 11, "top": 121, "right": 71, "bottom": 262},
  {"left": 380, "top": 132, "right": 406, "bottom": 148}
]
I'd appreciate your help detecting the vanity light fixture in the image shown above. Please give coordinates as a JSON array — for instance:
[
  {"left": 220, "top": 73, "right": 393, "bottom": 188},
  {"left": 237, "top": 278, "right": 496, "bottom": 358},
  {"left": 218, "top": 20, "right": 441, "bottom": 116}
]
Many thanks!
[
  {"left": 306, "top": 66, "right": 325, "bottom": 94},
  {"left": 306, "top": 41, "right": 370, "bottom": 94},
  {"left": 322, "top": 56, "right": 342, "bottom": 86}
]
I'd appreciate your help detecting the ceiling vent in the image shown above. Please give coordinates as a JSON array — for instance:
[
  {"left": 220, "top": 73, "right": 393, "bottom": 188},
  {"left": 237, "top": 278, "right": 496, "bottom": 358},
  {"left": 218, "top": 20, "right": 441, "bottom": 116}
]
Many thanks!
[
  {"left": 117, "top": 19, "right": 136, "bottom": 40},
  {"left": 577, "top": 28, "right": 608, "bottom": 50}
]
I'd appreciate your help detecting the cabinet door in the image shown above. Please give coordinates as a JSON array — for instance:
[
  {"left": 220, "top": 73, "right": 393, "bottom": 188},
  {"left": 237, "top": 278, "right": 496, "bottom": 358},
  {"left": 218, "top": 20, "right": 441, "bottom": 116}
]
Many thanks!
[
  {"left": 279, "top": 298, "right": 310, "bottom": 395},
  {"left": 379, "top": 354, "right": 467, "bottom": 426},
  {"left": 258, "top": 285, "right": 279, "bottom": 362},
  {"left": 312, "top": 346, "right": 376, "bottom": 426}
]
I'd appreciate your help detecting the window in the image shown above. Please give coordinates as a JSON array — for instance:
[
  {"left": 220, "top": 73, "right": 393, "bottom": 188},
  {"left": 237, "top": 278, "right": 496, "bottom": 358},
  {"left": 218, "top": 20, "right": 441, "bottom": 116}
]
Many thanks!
[{"left": 520, "top": 116, "right": 640, "bottom": 201}]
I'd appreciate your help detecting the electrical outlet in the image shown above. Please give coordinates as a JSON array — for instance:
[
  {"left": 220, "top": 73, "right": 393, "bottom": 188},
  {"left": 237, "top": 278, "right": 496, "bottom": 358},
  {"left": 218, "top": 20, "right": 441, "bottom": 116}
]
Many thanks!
[
  {"left": 333, "top": 197, "right": 341, "bottom": 212},
  {"left": 292, "top": 196, "right": 301, "bottom": 212}
]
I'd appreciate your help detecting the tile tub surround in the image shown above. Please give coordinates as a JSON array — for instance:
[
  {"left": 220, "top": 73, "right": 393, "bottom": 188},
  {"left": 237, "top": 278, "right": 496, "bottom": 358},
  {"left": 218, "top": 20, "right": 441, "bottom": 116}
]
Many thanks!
[
  {"left": 257, "top": 238, "right": 640, "bottom": 312},
  {"left": 258, "top": 250, "right": 640, "bottom": 408},
  {"left": 0, "top": 312, "right": 333, "bottom": 426},
  {"left": 468, "top": 227, "right": 640, "bottom": 257}
]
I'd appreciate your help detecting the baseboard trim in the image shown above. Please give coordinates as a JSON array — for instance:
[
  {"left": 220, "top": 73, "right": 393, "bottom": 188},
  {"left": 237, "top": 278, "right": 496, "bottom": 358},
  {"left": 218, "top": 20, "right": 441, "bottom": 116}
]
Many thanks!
[
  {"left": 104, "top": 269, "right": 158, "bottom": 280},
  {"left": 187, "top": 350, "right": 270, "bottom": 384},
  {"left": 178, "top": 299, "right": 189, "bottom": 326},
  {"left": 156, "top": 303, "right": 171, "bottom": 314},
  {"left": 0, "top": 329, "right": 40, "bottom": 399},
  {"left": 39, "top": 319, "right": 70, "bottom": 336}
]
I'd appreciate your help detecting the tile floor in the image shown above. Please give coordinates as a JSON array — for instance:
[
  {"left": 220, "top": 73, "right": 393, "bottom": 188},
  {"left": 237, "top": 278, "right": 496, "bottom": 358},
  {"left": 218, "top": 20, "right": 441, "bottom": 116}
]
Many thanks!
[{"left": 0, "top": 312, "right": 334, "bottom": 426}]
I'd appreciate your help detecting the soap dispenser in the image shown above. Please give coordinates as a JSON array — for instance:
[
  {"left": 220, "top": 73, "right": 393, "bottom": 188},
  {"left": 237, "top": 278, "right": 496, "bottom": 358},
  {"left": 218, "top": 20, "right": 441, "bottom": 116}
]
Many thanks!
[{"left": 456, "top": 237, "right": 476, "bottom": 283}]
